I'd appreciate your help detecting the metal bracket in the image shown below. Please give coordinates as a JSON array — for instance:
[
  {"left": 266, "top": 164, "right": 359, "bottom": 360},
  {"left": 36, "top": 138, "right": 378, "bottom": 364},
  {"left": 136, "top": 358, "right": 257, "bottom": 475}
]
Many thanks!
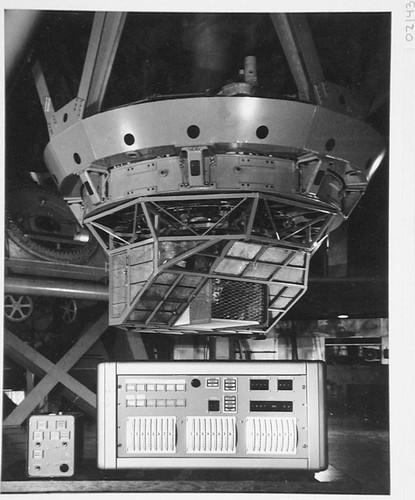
[{"left": 180, "top": 147, "right": 209, "bottom": 187}]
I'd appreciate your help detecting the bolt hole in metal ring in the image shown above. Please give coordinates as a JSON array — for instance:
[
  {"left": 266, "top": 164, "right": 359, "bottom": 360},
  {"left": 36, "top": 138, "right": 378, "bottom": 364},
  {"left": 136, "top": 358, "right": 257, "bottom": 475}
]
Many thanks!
[
  {"left": 73, "top": 153, "right": 81, "bottom": 164},
  {"left": 256, "top": 125, "right": 269, "bottom": 139},
  {"left": 187, "top": 125, "right": 200, "bottom": 139},
  {"left": 124, "top": 133, "right": 135, "bottom": 146},
  {"left": 325, "top": 138, "right": 336, "bottom": 151}
]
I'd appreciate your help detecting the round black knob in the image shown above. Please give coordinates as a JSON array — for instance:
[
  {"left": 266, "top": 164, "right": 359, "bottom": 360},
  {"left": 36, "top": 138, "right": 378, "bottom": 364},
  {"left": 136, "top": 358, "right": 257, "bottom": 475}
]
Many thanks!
[{"left": 191, "top": 378, "right": 201, "bottom": 388}]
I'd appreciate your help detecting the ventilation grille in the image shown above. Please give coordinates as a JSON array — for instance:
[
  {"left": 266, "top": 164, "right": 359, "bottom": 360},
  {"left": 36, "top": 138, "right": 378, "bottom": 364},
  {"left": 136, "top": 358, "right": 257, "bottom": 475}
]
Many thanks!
[
  {"left": 246, "top": 417, "right": 297, "bottom": 455},
  {"left": 186, "top": 417, "right": 236, "bottom": 454},
  {"left": 125, "top": 417, "right": 176, "bottom": 454},
  {"left": 212, "top": 280, "right": 267, "bottom": 323}
]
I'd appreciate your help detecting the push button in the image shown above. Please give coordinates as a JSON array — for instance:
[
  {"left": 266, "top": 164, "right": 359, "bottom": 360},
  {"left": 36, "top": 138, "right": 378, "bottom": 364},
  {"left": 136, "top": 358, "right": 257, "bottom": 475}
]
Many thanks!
[{"left": 208, "top": 400, "right": 220, "bottom": 412}]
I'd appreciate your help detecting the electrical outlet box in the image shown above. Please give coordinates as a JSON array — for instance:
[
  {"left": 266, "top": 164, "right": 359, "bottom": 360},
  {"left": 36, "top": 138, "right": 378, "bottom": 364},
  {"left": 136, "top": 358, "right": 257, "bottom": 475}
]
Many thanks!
[{"left": 27, "top": 414, "right": 76, "bottom": 477}]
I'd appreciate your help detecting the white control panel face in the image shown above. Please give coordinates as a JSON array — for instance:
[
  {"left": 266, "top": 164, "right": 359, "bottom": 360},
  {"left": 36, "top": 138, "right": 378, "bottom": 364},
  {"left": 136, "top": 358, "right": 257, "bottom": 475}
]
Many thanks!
[
  {"left": 98, "top": 361, "right": 327, "bottom": 470},
  {"left": 116, "top": 373, "right": 307, "bottom": 458},
  {"left": 27, "top": 415, "right": 75, "bottom": 477}
]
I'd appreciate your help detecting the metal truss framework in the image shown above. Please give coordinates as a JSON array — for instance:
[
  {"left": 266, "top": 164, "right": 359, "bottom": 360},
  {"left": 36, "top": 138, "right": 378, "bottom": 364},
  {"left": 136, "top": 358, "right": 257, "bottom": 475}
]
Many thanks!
[{"left": 85, "top": 192, "right": 338, "bottom": 333}]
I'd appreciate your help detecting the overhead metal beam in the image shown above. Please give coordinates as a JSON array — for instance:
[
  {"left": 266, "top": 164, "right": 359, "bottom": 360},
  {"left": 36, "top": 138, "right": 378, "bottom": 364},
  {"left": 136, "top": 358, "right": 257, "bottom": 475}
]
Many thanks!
[
  {"left": 31, "top": 60, "right": 55, "bottom": 137},
  {"left": 271, "top": 13, "right": 325, "bottom": 102},
  {"left": 77, "top": 11, "right": 127, "bottom": 117}
]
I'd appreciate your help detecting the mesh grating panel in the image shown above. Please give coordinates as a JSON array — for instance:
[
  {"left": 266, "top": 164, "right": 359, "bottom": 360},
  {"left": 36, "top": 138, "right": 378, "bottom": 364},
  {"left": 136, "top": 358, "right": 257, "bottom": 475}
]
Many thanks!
[{"left": 212, "top": 280, "right": 267, "bottom": 324}]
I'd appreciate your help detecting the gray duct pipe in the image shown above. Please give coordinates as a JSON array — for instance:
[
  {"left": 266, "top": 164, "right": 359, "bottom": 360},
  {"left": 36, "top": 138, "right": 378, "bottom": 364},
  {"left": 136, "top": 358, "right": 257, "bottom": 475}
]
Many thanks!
[{"left": 4, "top": 276, "right": 109, "bottom": 301}]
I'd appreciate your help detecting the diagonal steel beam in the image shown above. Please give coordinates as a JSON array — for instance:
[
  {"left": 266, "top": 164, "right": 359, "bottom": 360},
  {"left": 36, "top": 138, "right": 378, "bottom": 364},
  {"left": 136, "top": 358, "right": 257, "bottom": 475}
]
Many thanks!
[
  {"left": 4, "top": 331, "right": 96, "bottom": 423},
  {"left": 78, "top": 12, "right": 127, "bottom": 117},
  {"left": 3, "top": 313, "right": 108, "bottom": 426},
  {"left": 271, "top": 13, "right": 325, "bottom": 103}
]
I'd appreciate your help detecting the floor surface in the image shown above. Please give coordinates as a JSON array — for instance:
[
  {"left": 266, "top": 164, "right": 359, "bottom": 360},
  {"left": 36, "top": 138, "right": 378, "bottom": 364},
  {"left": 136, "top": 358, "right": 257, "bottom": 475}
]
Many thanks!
[{"left": 1, "top": 414, "right": 389, "bottom": 494}]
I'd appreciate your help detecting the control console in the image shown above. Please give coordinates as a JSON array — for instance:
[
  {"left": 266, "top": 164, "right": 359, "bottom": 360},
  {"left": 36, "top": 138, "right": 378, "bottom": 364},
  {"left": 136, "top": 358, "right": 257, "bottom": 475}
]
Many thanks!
[{"left": 97, "top": 361, "right": 327, "bottom": 470}]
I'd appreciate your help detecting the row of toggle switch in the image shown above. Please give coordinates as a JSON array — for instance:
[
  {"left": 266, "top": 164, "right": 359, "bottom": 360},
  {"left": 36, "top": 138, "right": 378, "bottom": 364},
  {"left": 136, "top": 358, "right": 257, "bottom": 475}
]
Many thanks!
[
  {"left": 126, "top": 383, "right": 186, "bottom": 392},
  {"left": 33, "top": 430, "right": 71, "bottom": 440},
  {"left": 126, "top": 397, "right": 186, "bottom": 407},
  {"left": 35, "top": 419, "right": 69, "bottom": 430}
]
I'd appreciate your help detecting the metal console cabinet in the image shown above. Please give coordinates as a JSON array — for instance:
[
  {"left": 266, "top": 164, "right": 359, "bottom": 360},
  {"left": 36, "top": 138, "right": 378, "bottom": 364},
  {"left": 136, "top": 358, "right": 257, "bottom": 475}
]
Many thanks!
[{"left": 97, "top": 360, "right": 327, "bottom": 471}]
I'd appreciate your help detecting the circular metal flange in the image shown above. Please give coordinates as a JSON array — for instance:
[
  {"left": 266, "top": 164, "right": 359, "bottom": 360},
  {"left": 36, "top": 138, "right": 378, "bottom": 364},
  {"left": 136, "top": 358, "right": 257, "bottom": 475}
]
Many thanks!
[
  {"left": 44, "top": 96, "right": 385, "bottom": 192},
  {"left": 4, "top": 294, "right": 34, "bottom": 322}
]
